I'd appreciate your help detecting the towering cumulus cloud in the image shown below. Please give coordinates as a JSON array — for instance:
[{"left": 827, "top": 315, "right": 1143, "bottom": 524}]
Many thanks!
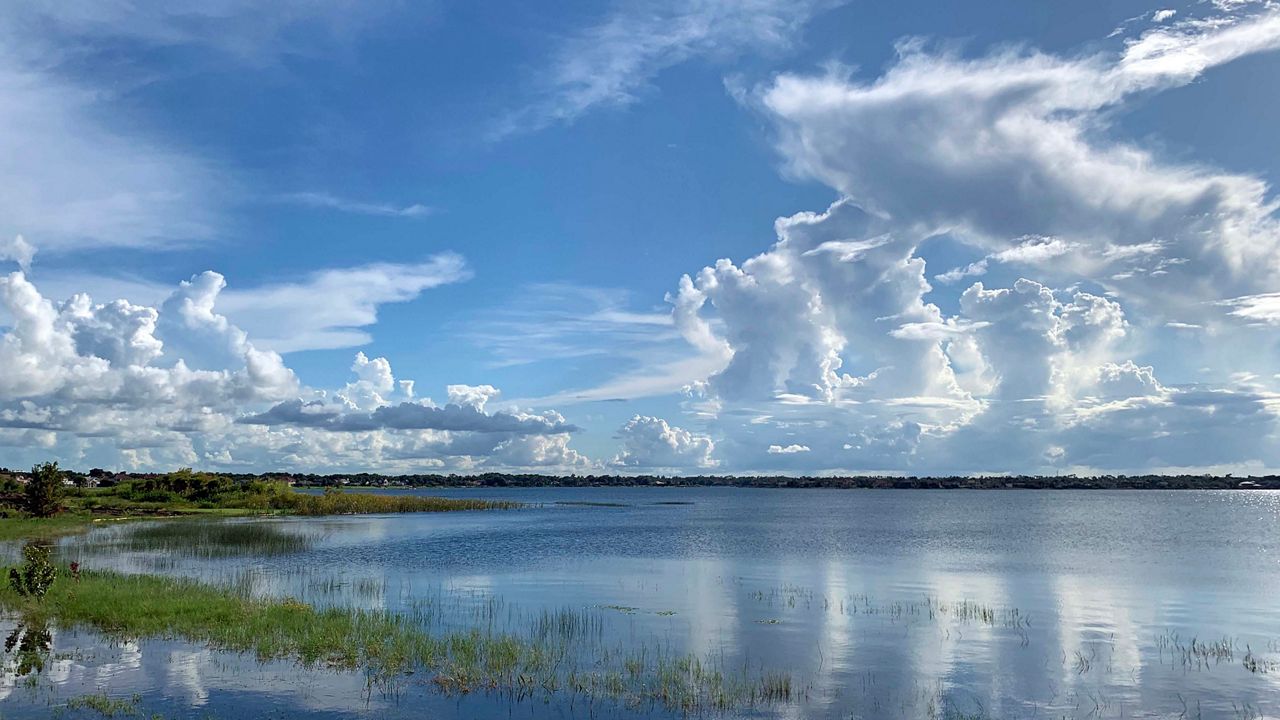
[{"left": 668, "top": 6, "right": 1280, "bottom": 473}]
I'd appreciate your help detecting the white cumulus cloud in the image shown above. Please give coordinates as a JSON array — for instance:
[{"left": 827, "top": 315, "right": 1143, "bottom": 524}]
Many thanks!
[{"left": 612, "top": 415, "right": 718, "bottom": 469}]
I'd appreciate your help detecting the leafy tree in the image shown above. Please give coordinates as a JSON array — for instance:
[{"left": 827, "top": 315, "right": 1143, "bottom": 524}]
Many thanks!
[{"left": 24, "top": 462, "right": 64, "bottom": 517}]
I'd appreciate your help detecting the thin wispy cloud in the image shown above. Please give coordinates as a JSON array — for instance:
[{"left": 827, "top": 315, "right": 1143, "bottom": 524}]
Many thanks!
[
  {"left": 0, "top": 2, "right": 400, "bottom": 252},
  {"left": 490, "top": 0, "right": 841, "bottom": 139},
  {"left": 0, "top": 48, "right": 224, "bottom": 251},
  {"left": 463, "top": 284, "right": 676, "bottom": 368},
  {"left": 276, "top": 192, "right": 436, "bottom": 219}
]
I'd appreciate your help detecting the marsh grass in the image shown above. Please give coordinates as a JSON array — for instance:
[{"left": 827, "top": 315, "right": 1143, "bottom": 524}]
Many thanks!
[
  {"left": 275, "top": 491, "right": 520, "bottom": 515},
  {"left": 0, "top": 567, "right": 799, "bottom": 714},
  {"left": 747, "top": 584, "right": 1031, "bottom": 630},
  {"left": 113, "top": 521, "right": 319, "bottom": 557},
  {"left": 65, "top": 692, "right": 143, "bottom": 717},
  {"left": 1158, "top": 631, "right": 1243, "bottom": 670}
]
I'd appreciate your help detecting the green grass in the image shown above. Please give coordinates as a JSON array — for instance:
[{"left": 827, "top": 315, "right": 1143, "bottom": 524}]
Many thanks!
[
  {"left": 0, "top": 566, "right": 797, "bottom": 713},
  {"left": 0, "top": 508, "right": 277, "bottom": 544},
  {"left": 0, "top": 513, "right": 98, "bottom": 541}
]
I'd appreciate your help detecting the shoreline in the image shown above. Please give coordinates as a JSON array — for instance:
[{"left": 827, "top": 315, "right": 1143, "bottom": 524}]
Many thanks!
[{"left": 286, "top": 476, "right": 1280, "bottom": 490}]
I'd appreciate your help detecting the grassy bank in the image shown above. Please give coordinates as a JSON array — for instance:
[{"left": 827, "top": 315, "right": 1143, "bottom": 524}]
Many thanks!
[
  {"left": 0, "top": 514, "right": 104, "bottom": 542},
  {"left": 65, "top": 473, "right": 520, "bottom": 515},
  {"left": 1, "top": 471, "right": 520, "bottom": 541},
  {"left": 1, "top": 567, "right": 794, "bottom": 713}
]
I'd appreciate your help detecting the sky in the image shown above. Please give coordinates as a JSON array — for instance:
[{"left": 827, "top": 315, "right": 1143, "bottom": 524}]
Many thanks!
[{"left": 2, "top": 0, "right": 1280, "bottom": 475}]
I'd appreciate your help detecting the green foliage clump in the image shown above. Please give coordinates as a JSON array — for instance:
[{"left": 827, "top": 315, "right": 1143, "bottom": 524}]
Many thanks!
[
  {"left": 113, "top": 468, "right": 236, "bottom": 504},
  {"left": 8, "top": 544, "right": 57, "bottom": 600},
  {"left": 98, "top": 469, "right": 294, "bottom": 511},
  {"left": 25, "top": 462, "right": 64, "bottom": 517}
]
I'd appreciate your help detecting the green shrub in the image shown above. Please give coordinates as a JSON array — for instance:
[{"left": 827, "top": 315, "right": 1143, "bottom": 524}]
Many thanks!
[
  {"left": 134, "top": 489, "right": 182, "bottom": 504},
  {"left": 24, "top": 462, "right": 64, "bottom": 517},
  {"left": 8, "top": 544, "right": 57, "bottom": 600}
]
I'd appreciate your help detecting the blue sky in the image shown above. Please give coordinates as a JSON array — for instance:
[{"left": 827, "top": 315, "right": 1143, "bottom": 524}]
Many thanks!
[{"left": 2, "top": 0, "right": 1280, "bottom": 474}]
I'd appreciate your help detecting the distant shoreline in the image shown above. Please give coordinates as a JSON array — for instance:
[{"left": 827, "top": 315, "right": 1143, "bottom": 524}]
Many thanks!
[
  {"left": 230, "top": 473, "right": 1280, "bottom": 491},
  {"left": 7, "top": 467, "right": 1277, "bottom": 492}
]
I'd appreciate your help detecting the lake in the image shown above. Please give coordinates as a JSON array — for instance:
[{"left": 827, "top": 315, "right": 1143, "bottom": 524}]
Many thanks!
[{"left": 4, "top": 488, "right": 1280, "bottom": 718}]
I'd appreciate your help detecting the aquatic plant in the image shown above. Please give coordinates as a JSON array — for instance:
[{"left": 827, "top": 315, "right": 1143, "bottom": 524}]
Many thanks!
[
  {"left": 114, "top": 520, "right": 318, "bottom": 557},
  {"left": 64, "top": 692, "right": 143, "bottom": 717}
]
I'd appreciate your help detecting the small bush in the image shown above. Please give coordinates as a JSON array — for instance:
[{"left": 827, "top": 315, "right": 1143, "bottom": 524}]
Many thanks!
[{"left": 8, "top": 544, "right": 57, "bottom": 600}]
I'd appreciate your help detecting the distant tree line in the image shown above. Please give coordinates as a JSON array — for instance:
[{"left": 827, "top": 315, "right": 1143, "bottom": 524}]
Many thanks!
[
  {"left": 4, "top": 467, "right": 1279, "bottom": 494},
  {"left": 112, "top": 471, "right": 1280, "bottom": 490}
]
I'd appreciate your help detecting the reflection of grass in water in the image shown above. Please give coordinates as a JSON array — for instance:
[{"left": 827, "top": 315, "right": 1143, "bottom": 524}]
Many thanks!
[
  {"left": 0, "top": 568, "right": 797, "bottom": 714},
  {"left": 111, "top": 521, "right": 318, "bottom": 557}
]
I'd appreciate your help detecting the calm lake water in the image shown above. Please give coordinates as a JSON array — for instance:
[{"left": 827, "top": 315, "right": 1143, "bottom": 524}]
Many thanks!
[{"left": 4, "top": 488, "right": 1280, "bottom": 718}]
